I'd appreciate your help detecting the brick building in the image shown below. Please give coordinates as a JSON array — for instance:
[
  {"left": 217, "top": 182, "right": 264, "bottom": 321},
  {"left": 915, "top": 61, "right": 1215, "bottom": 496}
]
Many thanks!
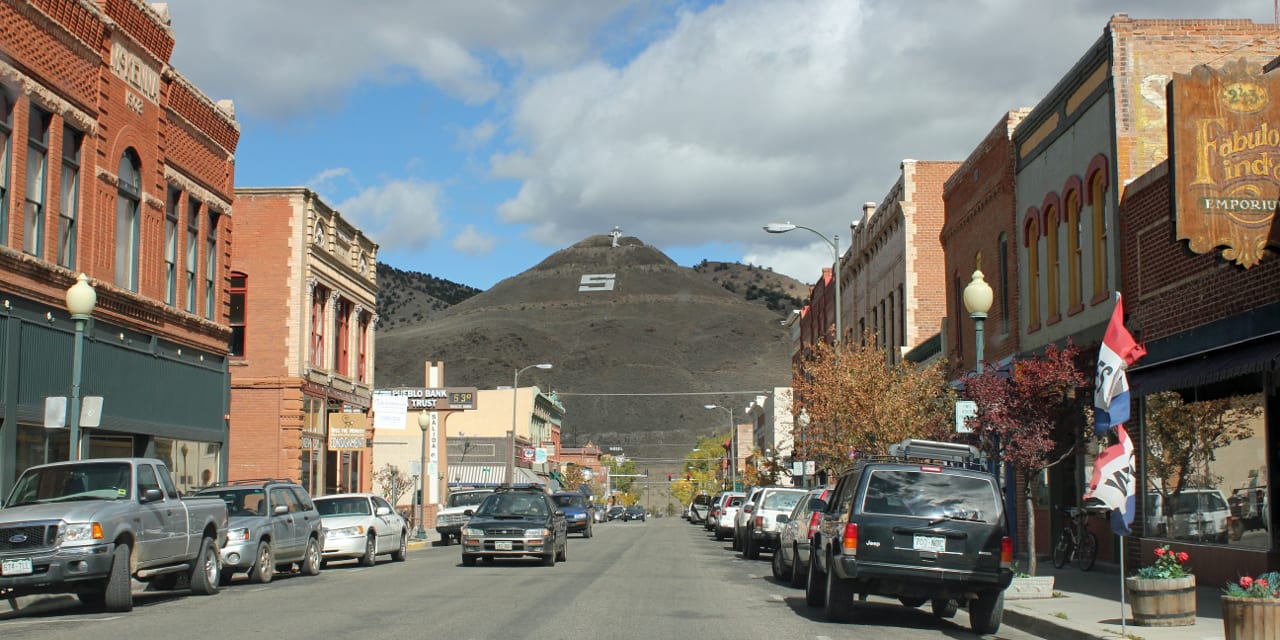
[
  {"left": 842, "top": 160, "right": 959, "bottom": 363},
  {"left": 230, "top": 187, "right": 378, "bottom": 496},
  {"left": 0, "top": 0, "right": 238, "bottom": 494}
]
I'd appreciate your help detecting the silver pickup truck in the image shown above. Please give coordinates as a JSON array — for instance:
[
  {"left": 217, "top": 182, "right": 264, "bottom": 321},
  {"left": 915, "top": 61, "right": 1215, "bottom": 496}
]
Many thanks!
[{"left": 0, "top": 457, "right": 228, "bottom": 612}]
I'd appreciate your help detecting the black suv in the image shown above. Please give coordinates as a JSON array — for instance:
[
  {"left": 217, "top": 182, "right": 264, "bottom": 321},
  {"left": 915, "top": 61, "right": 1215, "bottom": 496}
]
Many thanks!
[
  {"left": 460, "top": 487, "right": 567, "bottom": 566},
  {"left": 807, "top": 439, "right": 1012, "bottom": 635}
]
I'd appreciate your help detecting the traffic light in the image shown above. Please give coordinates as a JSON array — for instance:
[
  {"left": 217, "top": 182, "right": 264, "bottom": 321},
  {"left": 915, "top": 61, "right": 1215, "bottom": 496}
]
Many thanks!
[
  {"left": 667, "top": 473, "right": 672, "bottom": 482},
  {"left": 685, "top": 473, "right": 691, "bottom": 482}
]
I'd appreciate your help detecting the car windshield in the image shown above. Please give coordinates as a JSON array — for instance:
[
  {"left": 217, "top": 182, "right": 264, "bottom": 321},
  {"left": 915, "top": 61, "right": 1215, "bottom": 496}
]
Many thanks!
[
  {"left": 5, "top": 462, "right": 133, "bottom": 506},
  {"left": 315, "top": 497, "right": 371, "bottom": 516},
  {"left": 196, "top": 487, "right": 268, "bottom": 517},
  {"left": 626, "top": 505, "right": 644, "bottom": 512},
  {"left": 447, "top": 491, "right": 493, "bottom": 508},
  {"left": 862, "top": 469, "right": 1000, "bottom": 523},
  {"left": 763, "top": 490, "right": 805, "bottom": 511},
  {"left": 552, "top": 494, "right": 590, "bottom": 509},
  {"left": 476, "top": 492, "right": 548, "bottom": 517}
]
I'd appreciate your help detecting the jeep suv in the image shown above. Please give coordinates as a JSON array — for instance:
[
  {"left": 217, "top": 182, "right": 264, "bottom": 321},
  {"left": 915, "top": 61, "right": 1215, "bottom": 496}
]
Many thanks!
[
  {"left": 807, "top": 439, "right": 1012, "bottom": 635},
  {"left": 461, "top": 486, "right": 567, "bottom": 566},
  {"left": 194, "top": 479, "right": 324, "bottom": 585}
]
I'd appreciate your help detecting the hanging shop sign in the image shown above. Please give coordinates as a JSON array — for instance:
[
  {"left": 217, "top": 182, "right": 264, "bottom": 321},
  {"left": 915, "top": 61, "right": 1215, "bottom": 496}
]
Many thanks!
[
  {"left": 1170, "top": 58, "right": 1280, "bottom": 268},
  {"left": 328, "top": 413, "right": 369, "bottom": 451}
]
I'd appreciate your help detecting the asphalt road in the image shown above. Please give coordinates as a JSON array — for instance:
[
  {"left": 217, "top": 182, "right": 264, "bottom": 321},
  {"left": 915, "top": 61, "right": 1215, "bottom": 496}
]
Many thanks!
[{"left": 2, "top": 517, "right": 1048, "bottom": 639}]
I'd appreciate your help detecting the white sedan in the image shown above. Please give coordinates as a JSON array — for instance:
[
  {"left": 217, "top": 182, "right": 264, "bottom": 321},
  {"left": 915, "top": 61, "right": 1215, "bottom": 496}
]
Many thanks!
[{"left": 314, "top": 493, "right": 408, "bottom": 566}]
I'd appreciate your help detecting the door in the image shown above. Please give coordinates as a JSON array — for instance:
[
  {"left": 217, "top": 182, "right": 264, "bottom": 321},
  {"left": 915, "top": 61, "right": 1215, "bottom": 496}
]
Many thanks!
[
  {"left": 135, "top": 464, "right": 184, "bottom": 563},
  {"left": 269, "top": 487, "right": 302, "bottom": 560},
  {"left": 373, "top": 496, "right": 399, "bottom": 552}
]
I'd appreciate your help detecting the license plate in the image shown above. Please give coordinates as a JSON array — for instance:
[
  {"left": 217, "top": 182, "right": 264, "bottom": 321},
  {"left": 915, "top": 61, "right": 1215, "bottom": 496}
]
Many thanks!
[
  {"left": 494, "top": 541, "right": 513, "bottom": 551},
  {"left": 1, "top": 558, "right": 32, "bottom": 576},
  {"left": 912, "top": 535, "right": 946, "bottom": 552}
]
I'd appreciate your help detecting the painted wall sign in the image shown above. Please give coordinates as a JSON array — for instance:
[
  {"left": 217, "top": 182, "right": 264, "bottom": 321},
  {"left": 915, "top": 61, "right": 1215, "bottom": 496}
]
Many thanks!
[
  {"left": 1170, "top": 59, "right": 1280, "bottom": 268},
  {"left": 109, "top": 36, "right": 160, "bottom": 104},
  {"left": 327, "top": 413, "right": 369, "bottom": 451}
]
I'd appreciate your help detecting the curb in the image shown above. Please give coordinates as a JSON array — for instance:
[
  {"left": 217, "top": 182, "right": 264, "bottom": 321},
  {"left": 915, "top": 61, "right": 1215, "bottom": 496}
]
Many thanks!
[{"left": 1004, "top": 606, "right": 1117, "bottom": 640}]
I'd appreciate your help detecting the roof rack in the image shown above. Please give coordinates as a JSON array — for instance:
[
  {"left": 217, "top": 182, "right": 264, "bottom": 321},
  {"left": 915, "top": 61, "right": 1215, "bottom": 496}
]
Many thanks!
[
  {"left": 857, "top": 438, "right": 987, "bottom": 471},
  {"left": 200, "top": 478, "right": 295, "bottom": 489}
]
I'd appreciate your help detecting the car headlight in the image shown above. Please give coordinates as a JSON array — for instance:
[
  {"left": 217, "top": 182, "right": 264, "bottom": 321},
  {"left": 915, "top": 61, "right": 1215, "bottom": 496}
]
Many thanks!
[
  {"left": 227, "top": 527, "right": 251, "bottom": 543},
  {"left": 462, "top": 527, "right": 484, "bottom": 537},
  {"left": 60, "top": 522, "right": 103, "bottom": 544},
  {"left": 525, "top": 528, "right": 550, "bottom": 538},
  {"left": 326, "top": 525, "right": 365, "bottom": 538}
]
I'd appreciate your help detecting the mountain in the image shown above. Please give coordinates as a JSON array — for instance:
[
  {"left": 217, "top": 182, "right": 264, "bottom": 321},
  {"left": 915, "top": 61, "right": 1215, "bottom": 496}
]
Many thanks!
[
  {"left": 375, "top": 263, "right": 481, "bottom": 330},
  {"left": 691, "top": 260, "right": 809, "bottom": 314},
  {"left": 374, "top": 235, "right": 794, "bottom": 460}
]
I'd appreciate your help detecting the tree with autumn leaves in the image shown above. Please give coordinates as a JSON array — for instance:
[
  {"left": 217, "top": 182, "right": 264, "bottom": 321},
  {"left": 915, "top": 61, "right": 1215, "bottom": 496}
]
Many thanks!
[
  {"left": 964, "top": 341, "right": 1088, "bottom": 576},
  {"left": 790, "top": 334, "right": 956, "bottom": 476}
]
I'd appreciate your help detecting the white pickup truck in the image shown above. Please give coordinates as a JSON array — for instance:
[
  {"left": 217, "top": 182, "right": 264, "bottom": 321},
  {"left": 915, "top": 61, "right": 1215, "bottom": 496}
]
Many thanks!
[{"left": 0, "top": 458, "right": 228, "bottom": 612}]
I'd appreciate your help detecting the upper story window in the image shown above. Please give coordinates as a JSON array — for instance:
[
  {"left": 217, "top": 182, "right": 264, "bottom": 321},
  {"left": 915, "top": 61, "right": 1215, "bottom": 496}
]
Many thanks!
[
  {"left": 1046, "top": 205, "right": 1060, "bottom": 321},
  {"left": 58, "top": 125, "right": 82, "bottom": 270},
  {"left": 165, "top": 188, "right": 180, "bottom": 305},
  {"left": 115, "top": 149, "right": 141, "bottom": 291},
  {"left": 357, "top": 312, "right": 370, "bottom": 382},
  {"left": 1090, "top": 173, "right": 1108, "bottom": 301},
  {"left": 0, "top": 91, "right": 11, "bottom": 246},
  {"left": 205, "top": 211, "right": 219, "bottom": 320},
  {"left": 997, "top": 233, "right": 1010, "bottom": 336},
  {"left": 229, "top": 272, "right": 246, "bottom": 357},
  {"left": 310, "top": 285, "right": 328, "bottom": 368},
  {"left": 1025, "top": 214, "right": 1041, "bottom": 330},
  {"left": 186, "top": 199, "right": 201, "bottom": 313},
  {"left": 313, "top": 220, "right": 326, "bottom": 247},
  {"left": 24, "top": 106, "right": 51, "bottom": 257},
  {"left": 333, "top": 297, "right": 350, "bottom": 376},
  {"left": 1066, "top": 190, "right": 1083, "bottom": 310}
]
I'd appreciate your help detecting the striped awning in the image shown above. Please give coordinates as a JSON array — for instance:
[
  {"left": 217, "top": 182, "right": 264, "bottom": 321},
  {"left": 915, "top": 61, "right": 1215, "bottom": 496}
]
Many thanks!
[{"left": 447, "top": 464, "right": 545, "bottom": 488}]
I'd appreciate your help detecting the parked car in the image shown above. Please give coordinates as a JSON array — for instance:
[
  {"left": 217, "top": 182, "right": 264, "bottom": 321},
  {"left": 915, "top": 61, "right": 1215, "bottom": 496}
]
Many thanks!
[
  {"left": 712, "top": 492, "right": 746, "bottom": 541},
  {"left": 436, "top": 488, "right": 496, "bottom": 545},
  {"left": 461, "top": 486, "right": 567, "bottom": 566},
  {"left": 0, "top": 458, "right": 227, "bottom": 612},
  {"left": 687, "top": 493, "right": 713, "bottom": 524},
  {"left": 1228, "top": 485, "right": 1268, "bottom": 540},
  {"left": 623, "top": 504, "right": 646, "bottom": 522},
  {"left": 551, "top": 492, "right": 596, "bottom": 537},
  {"left": 743, "top": 487, "right": 809, "bottom": 559},
  {"left": 593, "top": 503, "right": 608, "bottom": 523},
  {"left": 808, "top": 439, "right": 1012, "bottom": 635},
  {"left": 606, "top": 505, "right": 626, "bottom": 521},
  {"left": 314, "top": 493, "right": 408, "bottom": 566},
  {"left": 732, "top": 487, "right": 765, "bottom": 552},
  {"left": 1145, "top": 488, "right": 1231, "bottom": 543},
  {"left": 704, "top": 492, "right": 725, "bottom": 531},
  {"left": 194, "top": 479, "right": 324, "bottom": 585},
  {"left": 773, "top": 488, "right": 830, "bottom": 587}
]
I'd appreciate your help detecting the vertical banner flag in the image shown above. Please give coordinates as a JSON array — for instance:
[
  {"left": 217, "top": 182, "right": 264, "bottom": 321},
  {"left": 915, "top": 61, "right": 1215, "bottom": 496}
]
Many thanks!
[
  {"left": 1084, "top": 424, "right": 1137, "bottom": 535},
  {"left": 1093, "top": 293, "right": 1146, "bottom": 436}
]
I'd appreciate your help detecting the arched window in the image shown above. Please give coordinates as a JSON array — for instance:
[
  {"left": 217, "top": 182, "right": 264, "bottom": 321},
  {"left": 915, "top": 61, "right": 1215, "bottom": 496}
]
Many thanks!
[
  {"left": 357, "top": 312, "right": 370, "bottom": 382},
  {"left": 1046, "top": 204, "right": 1060, "bottom": 321},
  {"left": 1065, "top": 188, "right": 1083, "bottom": 311},
  {"left": 1025, "top": 213, "right": 1040, "bottom": 330},
  {"left": 333, "top": 297, "right": 350, "bottom": 376},
  {"left": 115, "top": 149, "right": 141, "bottom": 291},
  {"left": 310, "top": 285, "right": 327, "bottom": 368},
  {"left": 1089, "top": 173, "right": 1108, "bottom": 301},
  {"left": 229, "top": 272, "right": 246, "bottom": 357}
]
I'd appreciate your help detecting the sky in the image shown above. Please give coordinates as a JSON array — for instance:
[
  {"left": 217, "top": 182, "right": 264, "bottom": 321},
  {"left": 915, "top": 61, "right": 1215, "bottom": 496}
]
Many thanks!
[{"left": 161, "top": 0, "right": 1277, "bottom": 290}]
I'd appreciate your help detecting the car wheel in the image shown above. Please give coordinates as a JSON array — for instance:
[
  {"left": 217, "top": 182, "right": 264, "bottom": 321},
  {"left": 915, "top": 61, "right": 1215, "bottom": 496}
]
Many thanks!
[
  {"left": 461, "top": 553, "right": 477, "bottom": 566},
  {"left": 359, "top": 534, "right": 376, "bottom": 566},
  {"left": 102, "top": 543, "right": 133, "bottom": 612},
  {"left": 771, "top": 545, "right": 789, "bottom": 581},
  {"left": 931, "top": 598, "right": 958, "bottom": 619},
  {"left": 248, "top": 541, "right": 274, "bottom": 584},
  {"left": 300, "top": 537, "right": 321, "bottom": 576},
  {"left": 969, "top": 590, "right": 1004, "bottom": 634},
  {"left": 745, "top": 534, "right": 759, "bottom": 560},
  {"left": 556, "top": 538, "right": 568, "bottom": 562},
  {"left": 391, "top": 533, "right": 407, "bottom": 562},
  {"left": 542, "top": 550, "right": 556, "bottom": 567},
  {"left": 584, "top": 524, "right": 593, "bottom": 539},
  {"left": 789, "top": 545, "right": 805, "bottom": 588},
  {"left": 188, "top": 536, "right": 221, "bottom": 596},
  {"left": 823, "top": 553, "right": 854, "bottom": 622},
  {"left": 805, "top": 548, "right": 826, "bottom": 607}
]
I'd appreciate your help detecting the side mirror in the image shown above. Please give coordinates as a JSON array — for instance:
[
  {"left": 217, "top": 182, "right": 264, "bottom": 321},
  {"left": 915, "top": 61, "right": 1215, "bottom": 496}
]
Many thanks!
[
  {"left": 375, "top": 506, "right": 391, "bottom": 516},
  {"left": 273, "top": 504, "right": 289, "bottom": 516},
  {"left": 809, "top": 499, "right": 827, "bottom": 512},
  {"left": 140, "top": 488, "right": 164, "bottom": 503},
  {"left": 776, "top": 514, "right": 790, "bottom": 524}
]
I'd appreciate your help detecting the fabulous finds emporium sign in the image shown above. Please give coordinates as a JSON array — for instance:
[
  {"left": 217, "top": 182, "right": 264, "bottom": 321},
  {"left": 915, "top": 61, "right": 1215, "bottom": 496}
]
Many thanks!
[{"left": 1170, "top": 58, "right": 1280, "bottom": 268}]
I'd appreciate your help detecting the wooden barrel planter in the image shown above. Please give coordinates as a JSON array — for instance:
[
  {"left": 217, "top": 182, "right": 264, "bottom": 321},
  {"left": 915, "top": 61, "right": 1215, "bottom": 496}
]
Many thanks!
[
  {"left": 1222, "top": 596, "right": 1280, "bottom": 640},
  {"left": 1126, "top": 575, "right": 1196, "bottom": 626}
]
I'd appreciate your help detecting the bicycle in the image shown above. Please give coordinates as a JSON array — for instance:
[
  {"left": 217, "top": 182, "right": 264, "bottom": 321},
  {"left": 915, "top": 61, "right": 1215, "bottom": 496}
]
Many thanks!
[{"left": 1051, "top": 505, "right": 1098, "bottom": 571}]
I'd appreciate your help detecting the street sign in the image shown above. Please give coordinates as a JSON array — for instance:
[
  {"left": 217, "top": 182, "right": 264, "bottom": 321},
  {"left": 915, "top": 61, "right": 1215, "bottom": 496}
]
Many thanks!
[{"left": 955, "top": 400, "right": 977, "bottom": 433}]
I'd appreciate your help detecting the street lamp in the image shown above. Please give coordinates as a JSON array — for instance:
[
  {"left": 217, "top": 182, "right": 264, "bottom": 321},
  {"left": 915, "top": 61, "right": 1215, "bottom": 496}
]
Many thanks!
[
  {"left": 65, "top": 273, "right": 96, "bottom": 461},
  {"left": 509, "top": 363, "right": 553, "bottom": 487},
  {"left": 416, "top": 410, "right": 430, "bottom": 540},
  {"left": 796, "top": 409, "right": 810, "bottom": 488},
  {"left": 962, "top": 269, "right": 994, "bottom": 373},
  {"left": 764, "top": 222, "right": 842, "bottom": 342},
  {"left": 704, "top": 404, "right": 735, "bottom": 490}
]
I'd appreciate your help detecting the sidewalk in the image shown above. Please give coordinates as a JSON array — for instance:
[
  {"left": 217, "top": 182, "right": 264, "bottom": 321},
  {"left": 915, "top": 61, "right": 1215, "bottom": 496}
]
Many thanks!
[{"left": 1004, "top": 562, "right": 1226, "bottom": 640}]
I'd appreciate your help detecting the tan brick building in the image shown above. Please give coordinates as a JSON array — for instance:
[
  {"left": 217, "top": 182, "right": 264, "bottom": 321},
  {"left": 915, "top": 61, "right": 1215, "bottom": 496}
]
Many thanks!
[
  {"left": 230, "top": 188, "right": 377, "bottom": 496},
  {"left": 842, "top": 160, "right": 959, "bottom": 363},
  {"left": 0, "top": 0, "right": 238, "bottom": 494}
]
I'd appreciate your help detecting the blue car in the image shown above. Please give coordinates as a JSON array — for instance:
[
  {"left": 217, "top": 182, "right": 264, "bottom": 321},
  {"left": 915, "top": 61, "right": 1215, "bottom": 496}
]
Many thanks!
[{"left": 551, "top": 492, "right": 596, "bottom": 538}]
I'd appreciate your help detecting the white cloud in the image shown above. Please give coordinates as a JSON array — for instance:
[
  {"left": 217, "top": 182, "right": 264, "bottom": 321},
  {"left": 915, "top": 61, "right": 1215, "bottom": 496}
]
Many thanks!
[
  {"left": 742, "top": 241, "right": 834, "bottom": 284},
  {"left": 335, "top": 179, "right": 446, "bottom": 252},
  {"left": 305, "top": 167, "right": 353, "bottom": 192},
  {"left": 452, "top": 224, "right": 498, "bottom": 255},
  {"left": 458, "top": 120, "right": 498, "bottom": 150}
]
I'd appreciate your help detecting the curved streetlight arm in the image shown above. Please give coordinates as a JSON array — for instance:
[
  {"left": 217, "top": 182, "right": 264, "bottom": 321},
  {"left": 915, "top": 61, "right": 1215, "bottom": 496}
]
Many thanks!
[
  {"left": 509, "top": 363, "right": 553, "bottom": 487},
  {"left": 763, "top": 222, "right": 842, "bottom": 342}
]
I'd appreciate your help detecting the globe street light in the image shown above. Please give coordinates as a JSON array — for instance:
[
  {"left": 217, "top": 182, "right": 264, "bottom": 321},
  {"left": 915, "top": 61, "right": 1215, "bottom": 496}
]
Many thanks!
[
  {"left": 65, "top": 273, "right": 96, "bottom": 461},
  {"left": 704, "top": 404, "right": 735, "bottom": 490},
  {"left": 764, "top": 222, "right": 842, "bottom": 342},
  {"left": 509, "top": 363, "right": 553, "bottom": 487},
  {"left": 962, "top": 270, "right": 994, "bottom": 373},
  {"left": 416, "top": 410, "right": 430, "bottom": 540}
]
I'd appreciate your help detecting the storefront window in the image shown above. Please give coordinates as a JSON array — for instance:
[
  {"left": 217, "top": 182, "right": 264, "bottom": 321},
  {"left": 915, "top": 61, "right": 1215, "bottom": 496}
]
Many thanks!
[
  {"left": 16, "top": 424, "right": 70, "bottom": 475},
  {"left": 153, "top": 437, "right": 222, "bottom": 494},
  {"left": 1141, "top": 375, "right": 1267, "bottom": 549}
]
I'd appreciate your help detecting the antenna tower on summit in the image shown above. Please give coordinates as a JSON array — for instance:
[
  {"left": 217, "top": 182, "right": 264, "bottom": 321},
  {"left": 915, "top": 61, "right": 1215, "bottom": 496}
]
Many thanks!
[{"left": 610, "top": 226, "right": 622, "bottom": 248}]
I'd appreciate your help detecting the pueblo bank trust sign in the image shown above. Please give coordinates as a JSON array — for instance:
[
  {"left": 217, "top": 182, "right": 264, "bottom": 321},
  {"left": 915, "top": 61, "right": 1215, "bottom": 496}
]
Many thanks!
[{"left": 1171, "top": 58, "right": 1280, "bottom": 268}]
